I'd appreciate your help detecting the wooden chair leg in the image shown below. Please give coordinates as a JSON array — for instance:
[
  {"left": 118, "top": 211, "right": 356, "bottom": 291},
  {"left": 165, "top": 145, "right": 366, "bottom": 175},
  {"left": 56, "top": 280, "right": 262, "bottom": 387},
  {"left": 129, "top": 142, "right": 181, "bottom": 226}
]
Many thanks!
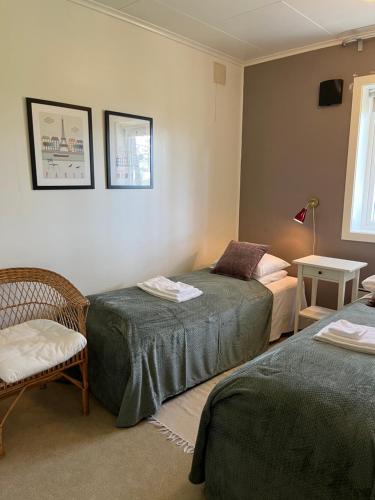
[
  {"left": 82, "top": 387, "right": 89, "bottom": 416},
  {"left": 0, "top": 426, "right": 4, "bottom": 457},
  {"left": 0, "top": 386, "right": 26, "bottom": 458},
  {"left": 80, "top": 360, "right": 89, "bottom": 416}
]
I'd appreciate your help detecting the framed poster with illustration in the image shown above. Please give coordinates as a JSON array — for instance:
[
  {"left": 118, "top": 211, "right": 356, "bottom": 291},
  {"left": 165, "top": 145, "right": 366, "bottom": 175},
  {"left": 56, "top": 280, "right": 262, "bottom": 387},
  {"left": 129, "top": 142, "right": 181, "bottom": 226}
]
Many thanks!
[
  {"left": 26, "top": 98, "right": 94, "bottom": 189},
  {"left": 105, "top": 111, "right": 153, "bottom": 189}
]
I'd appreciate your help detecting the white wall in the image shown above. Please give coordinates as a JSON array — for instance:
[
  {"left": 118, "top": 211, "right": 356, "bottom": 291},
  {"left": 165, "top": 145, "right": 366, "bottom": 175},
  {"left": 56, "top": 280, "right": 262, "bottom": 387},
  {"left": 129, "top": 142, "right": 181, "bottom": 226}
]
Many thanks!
[{"left": 0, "top": 0, "right": 243, "bottom": 294}]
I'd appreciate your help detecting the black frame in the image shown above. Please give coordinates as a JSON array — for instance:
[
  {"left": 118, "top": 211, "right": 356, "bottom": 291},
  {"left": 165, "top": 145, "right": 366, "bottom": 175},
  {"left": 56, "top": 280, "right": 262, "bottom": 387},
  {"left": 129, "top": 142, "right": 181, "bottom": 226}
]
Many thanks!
[
  {"left": 26, "top": 97, "right": 95, "bottom": 190},
  {"left": 105, "top": 110, "right": 153, "bottom": 189}
]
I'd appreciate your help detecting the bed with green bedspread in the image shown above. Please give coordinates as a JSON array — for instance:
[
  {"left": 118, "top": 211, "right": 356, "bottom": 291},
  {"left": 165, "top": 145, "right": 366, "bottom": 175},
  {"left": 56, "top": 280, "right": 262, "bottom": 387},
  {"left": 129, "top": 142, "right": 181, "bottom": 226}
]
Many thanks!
[
  {"left": 190, "top": 299, "right": 375, "bottom": 500},
  {"left": 86, "top": 268, "right": 273, "bottom": 427}
]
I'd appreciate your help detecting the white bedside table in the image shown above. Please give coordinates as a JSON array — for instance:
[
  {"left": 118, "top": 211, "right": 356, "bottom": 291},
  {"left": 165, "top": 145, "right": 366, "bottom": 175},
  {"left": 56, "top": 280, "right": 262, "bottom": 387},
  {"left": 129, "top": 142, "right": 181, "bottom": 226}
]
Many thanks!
[{"left": 293, "top": 255, "right": 367, "bottom": 333}]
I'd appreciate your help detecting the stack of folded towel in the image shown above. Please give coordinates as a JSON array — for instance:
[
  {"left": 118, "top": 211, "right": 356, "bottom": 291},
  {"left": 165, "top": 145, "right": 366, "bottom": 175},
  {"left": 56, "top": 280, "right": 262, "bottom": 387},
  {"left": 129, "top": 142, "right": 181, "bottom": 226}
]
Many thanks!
[
  {"left": 138, "top": 276, "right": 203, "bottom": 303},
  {"left": 314, "top": 319, "right": 375, "bottom": 354}
]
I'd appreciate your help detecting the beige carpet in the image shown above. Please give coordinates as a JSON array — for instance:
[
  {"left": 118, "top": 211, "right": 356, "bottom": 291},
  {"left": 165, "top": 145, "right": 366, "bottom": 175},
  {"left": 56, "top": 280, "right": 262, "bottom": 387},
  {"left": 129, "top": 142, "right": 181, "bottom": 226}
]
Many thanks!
[{"left": 0, "top": 384, "right": 204, "bottom": 500}]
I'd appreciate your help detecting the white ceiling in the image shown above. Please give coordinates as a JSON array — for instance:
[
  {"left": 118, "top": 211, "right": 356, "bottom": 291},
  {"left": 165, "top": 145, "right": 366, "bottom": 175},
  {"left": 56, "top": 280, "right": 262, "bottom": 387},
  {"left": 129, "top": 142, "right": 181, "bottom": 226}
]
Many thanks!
[{"left": 96, "top": 0, "right": 375, "bottom": 62}]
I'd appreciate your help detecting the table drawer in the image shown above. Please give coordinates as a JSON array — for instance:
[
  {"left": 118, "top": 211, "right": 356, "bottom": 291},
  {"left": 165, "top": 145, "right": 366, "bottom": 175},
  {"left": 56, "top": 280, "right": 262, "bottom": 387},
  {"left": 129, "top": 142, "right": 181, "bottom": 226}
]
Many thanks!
[{"left": 303, "top": 266, "right": 340, "bottom": 282}]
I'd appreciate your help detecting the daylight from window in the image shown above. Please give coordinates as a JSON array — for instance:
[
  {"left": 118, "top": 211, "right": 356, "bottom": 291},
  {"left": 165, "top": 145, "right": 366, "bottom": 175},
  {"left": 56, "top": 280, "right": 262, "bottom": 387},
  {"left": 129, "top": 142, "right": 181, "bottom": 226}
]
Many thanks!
[{"left": 342, "top": 76, "right": 375, "bottom": 242}]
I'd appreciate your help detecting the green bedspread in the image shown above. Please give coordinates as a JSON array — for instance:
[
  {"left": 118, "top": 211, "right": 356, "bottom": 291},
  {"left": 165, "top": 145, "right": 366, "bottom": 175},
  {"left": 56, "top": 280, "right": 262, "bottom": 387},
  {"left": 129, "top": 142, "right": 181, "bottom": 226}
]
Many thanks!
[
  {"left": 190, "top": 300, "right": 375, "bottom": 500},
  {"left": 86, "top": 268, "right": 273, "bottom": 427}
]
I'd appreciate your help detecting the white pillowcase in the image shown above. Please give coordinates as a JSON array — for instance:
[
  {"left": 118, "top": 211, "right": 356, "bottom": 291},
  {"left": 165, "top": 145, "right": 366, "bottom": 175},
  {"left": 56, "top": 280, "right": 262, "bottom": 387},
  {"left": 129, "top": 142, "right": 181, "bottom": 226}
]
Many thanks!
[
  {"left": 254, "top": 253, "right": 290, "bottom": 278},
  {"left": 256, "top": 270, "right": 288, "bottom": 285},
  {"left": 362, "top": 275, "right": 375, "bottom": 292}
]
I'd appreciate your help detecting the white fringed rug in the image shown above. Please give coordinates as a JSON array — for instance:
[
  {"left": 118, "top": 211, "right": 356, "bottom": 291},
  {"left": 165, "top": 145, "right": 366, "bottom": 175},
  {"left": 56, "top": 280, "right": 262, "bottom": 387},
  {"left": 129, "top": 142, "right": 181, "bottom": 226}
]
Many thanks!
[
  {"left": 148, "top": 367, "right": 237, "bottom": 453},
  {"left": 148, "top": 340, "right": 287, "bottom": 453}
]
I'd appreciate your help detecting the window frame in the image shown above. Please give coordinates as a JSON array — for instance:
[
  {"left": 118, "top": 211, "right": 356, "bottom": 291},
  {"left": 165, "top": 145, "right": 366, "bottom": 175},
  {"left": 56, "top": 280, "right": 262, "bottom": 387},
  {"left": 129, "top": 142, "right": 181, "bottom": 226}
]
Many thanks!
[{"left": 342, "top": 75, "right": 375, "bottom": 243}]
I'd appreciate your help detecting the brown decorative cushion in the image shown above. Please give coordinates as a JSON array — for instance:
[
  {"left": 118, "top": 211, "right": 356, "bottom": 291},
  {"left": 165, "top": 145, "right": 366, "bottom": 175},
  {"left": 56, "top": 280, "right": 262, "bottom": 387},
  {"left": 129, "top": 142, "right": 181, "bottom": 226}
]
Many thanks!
[{"left": 212, "top": 240, "right": 269, "bottom": 281}]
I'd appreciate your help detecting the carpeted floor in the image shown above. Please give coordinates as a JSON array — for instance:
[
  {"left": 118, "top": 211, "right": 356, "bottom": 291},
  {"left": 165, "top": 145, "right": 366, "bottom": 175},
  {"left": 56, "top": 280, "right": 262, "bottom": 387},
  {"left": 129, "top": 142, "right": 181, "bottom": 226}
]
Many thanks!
[{"left": 0, "top": 384, "right": 204, "bottom": 500}]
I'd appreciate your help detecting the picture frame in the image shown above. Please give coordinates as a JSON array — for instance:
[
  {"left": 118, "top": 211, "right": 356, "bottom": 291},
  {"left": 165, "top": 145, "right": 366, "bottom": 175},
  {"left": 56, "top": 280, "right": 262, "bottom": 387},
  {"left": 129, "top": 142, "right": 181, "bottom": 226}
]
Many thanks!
[
  {"left": 26, "top": 98, "right": 95, "bottom": 190},
  {"left": 105, "top": 110, "right": 153, "bottom": 189}
]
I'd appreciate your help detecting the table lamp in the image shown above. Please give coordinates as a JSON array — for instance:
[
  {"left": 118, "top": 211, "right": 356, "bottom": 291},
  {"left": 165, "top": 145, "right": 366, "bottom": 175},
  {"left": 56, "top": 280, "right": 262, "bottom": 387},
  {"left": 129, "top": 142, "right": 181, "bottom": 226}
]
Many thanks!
[{"left": 293, "top": 197, "right": 319, "bottom": 254}]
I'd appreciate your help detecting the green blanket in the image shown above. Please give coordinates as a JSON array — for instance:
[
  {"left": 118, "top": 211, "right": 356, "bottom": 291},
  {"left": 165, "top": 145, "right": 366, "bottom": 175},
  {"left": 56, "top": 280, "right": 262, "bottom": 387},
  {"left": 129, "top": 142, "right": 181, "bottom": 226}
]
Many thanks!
[
  {"left": 190, "top": 300, "right": 375, "bottom": 500},
  {"left": 86, "top": 268, "right": 273, "bottom": 427}
]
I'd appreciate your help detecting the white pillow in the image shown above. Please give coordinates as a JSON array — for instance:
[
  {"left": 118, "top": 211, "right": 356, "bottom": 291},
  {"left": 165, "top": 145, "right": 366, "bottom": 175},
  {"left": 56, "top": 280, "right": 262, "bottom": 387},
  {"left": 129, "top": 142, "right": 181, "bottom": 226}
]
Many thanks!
[
  {"left": 255, "top": 270, "right": 288, "bottom": 285},
  {"left": 362, "top": 275, "right": 375, "bottom": 292},
  {"left": 254, "top": 253, "right": 290, "bottom": 278}
]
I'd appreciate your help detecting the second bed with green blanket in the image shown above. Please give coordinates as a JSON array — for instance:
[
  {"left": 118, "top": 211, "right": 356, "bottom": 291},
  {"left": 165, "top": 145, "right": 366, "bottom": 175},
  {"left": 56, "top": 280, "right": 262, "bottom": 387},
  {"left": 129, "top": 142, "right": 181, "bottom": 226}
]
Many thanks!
[
  {"left": 86, "top": 268, "right": 273, "bottom": 427},
  {"left": 190, "top": 299, "right": 375, "bottom": 500}
]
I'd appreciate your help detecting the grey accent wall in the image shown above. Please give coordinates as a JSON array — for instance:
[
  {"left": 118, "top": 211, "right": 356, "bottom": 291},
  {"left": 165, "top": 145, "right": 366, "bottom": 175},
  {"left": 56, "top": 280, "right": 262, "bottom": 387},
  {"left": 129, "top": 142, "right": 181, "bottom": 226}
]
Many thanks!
[{"left": 240, "top": 40, "right": 375, "bottom": 308}]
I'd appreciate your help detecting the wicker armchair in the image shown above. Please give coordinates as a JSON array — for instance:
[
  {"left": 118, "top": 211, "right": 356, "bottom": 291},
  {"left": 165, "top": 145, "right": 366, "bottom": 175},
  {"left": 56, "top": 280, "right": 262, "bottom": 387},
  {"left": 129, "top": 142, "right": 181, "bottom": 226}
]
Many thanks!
[{"left": 0, "top": 268, "right": 90, "bottom": 456}]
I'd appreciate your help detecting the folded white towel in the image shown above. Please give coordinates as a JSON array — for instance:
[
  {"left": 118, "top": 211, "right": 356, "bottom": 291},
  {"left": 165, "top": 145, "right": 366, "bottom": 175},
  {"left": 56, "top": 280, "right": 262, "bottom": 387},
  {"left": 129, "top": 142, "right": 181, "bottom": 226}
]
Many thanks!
[
  {"left": 314, "top": 321, "right": 375, "bottom": 354},
  {"left": 327, "top": 319, "right": 366, "bottom": 339},
  {"left": 138, "top": 283, "right": 202, "bottom": 303},
  {"left": 137, "top": 276, "right": 203, "bottom": 303},
  {"left": 140, "top": 276, "right": 196, "bottom": 296}
]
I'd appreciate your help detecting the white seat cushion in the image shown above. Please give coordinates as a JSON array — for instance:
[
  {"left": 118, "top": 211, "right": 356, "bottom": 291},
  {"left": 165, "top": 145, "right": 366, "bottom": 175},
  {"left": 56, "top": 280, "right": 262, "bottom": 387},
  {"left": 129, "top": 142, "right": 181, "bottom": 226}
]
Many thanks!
[{"left": 0, "top": 319, "right": 87, "bottom": 384}]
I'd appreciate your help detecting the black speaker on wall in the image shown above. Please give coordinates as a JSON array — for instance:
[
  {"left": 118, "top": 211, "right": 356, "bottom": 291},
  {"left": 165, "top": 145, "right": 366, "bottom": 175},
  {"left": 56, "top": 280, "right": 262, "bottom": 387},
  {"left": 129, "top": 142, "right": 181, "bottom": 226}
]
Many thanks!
[{"left": 319, "top": 79, "right": 343, "bottom": 106}]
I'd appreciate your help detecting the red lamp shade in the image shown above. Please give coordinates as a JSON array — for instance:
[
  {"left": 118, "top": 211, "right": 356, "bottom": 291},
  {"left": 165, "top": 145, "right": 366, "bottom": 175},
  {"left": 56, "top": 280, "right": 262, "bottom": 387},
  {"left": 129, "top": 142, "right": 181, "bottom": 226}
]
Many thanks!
[{"left": 293, "top": 207, "right": 307, "bottom": 224}]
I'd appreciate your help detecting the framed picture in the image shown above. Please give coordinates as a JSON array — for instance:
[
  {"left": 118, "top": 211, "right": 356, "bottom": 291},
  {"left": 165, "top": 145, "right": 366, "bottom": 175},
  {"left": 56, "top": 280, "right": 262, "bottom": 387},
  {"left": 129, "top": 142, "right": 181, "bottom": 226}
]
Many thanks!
[
  {"left": 26, "top": 98, "right": 94, "bottom": 189},
  {"left": 105, "top": 111, "right": 153, "bottom": 189}
]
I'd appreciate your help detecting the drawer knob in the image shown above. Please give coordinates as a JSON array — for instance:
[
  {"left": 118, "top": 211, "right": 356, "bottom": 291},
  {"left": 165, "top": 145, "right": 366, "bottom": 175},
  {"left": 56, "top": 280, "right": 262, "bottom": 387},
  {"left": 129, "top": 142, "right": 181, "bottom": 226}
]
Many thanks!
[{"left": 318, "top": 271, "right": 322, "bottom": 275}]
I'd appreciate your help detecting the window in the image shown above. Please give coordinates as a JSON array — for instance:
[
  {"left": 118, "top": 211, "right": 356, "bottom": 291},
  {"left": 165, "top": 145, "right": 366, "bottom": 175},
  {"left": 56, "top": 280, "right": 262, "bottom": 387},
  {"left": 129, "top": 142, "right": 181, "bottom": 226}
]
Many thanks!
[{"left": 342, "top": 75, "right": 375, "bottom": 242}]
